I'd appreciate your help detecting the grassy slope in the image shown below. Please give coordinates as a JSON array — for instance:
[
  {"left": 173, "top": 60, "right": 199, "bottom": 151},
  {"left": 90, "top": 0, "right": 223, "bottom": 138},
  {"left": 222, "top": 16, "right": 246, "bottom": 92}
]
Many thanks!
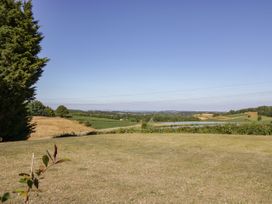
[
  {"left": 71, "top": 115, "right": 137, "bottom": 129},
  {"left": 29, "top": 116, "right": 95, "bottom": 140},
  {"left": 1, "top": 133, "right": 272, "bottom": 203},
  {"left": 212, "top": 113, "right": 272, "bottom": 123}
]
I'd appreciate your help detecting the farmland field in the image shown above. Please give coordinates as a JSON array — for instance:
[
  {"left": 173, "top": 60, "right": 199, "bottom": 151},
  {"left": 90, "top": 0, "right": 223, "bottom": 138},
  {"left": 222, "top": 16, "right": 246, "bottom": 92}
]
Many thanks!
[
  {"left": 70, "top": 114, "right": 137, "bottom": 129},
  {"left": 1, "top": 133, "right": 272, "bottom": 203},
  {"left": 211, "top": 113, "right": 272, "bottom": 123}
]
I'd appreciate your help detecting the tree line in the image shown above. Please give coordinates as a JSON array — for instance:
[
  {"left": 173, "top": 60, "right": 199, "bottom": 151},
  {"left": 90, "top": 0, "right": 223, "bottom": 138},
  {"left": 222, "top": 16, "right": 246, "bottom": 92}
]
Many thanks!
[
  {"left": 70, "top": 110, "right": 200, "bottom": 123},
  {"left": 228, "top": 106, "right": 272, "bottom": 117},
  {"left": 27, "top": 101, "right": 69, "bottom": 118}
]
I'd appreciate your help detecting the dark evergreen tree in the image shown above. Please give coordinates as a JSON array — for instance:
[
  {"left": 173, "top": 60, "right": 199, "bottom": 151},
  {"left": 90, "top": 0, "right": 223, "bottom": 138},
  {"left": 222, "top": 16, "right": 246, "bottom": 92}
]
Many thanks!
[{"left": 0, "top": 0, "right": 48, "bottom": 141}]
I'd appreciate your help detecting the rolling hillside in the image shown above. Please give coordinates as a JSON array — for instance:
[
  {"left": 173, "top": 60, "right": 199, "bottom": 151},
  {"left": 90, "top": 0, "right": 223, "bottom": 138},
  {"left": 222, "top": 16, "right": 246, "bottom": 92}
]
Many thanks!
[{"left": 29, "top": 116, "right": 95, "bottom": 140}]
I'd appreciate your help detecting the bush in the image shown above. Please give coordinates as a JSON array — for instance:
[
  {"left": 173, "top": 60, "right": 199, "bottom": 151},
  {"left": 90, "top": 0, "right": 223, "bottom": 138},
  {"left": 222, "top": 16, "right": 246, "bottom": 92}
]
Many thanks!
[
  {"left": 141, "top": 121, "right": 148, "bottom": 129},
  {"left": 43, "top": 107, "right": 55, "bottom": 117},
  {"left": 102, "top": 123, "right": 272, "bottom": 136},
  {"left": 27, "top": 101, "right": 55, "bottom": 117},
  {"left": 55, "top": 105, "right": 69, "bottom": 118}
]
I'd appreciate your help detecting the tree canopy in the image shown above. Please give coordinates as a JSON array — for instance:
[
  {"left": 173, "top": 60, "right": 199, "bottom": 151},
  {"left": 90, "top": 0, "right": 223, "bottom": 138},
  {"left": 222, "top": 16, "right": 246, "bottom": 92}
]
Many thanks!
[
  {"left": 227, "top": 106, "right": 272, "bottom": 117},
  {"left": 27, "top": 100, "right": 55, "bottom": 117},
  {"left": 0, "top": 0, "right": 48, "bottom": 141},
  {"left": 55, "top": 105, "right": 69, "bottom": 118}
]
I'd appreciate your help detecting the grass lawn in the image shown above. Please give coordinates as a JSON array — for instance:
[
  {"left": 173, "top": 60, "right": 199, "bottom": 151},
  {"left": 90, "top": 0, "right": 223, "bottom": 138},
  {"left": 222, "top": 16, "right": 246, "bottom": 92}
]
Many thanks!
[
  {"left": 1, "top": 133, "right": 272, "bottom": 203},
  {"left": 70, "top": 115, "right": 137, "bottom": 129}
]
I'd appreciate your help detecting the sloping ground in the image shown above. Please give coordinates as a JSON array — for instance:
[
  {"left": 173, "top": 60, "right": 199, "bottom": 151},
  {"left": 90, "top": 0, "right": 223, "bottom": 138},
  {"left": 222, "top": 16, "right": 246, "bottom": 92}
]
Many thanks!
[
  {"left": 29, "top": 116, "right": 95, "bottom": 140},
  {"left": 245, "top": 111, "right": 258, "bottom": 119},
  {"left": 195, "top": 113, "right": 214, "bottom": 120},
  {"left": 196, "top": 112, "right": 268, "bottom": 123},
  {"left": 70, "top": 115, "right": 137, "bottom": 129},
  {"left": 1, "top": 133, "right": 272, "bottom": 203}
]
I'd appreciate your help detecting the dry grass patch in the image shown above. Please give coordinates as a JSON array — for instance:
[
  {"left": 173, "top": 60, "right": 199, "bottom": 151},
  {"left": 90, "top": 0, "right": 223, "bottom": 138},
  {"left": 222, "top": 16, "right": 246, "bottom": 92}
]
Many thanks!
[
  {"left": 29, "top": 116, "right": 95, "bottom": 140},
  {"left": 1, "top": 133, "right": 272, "bottom": 203},
  {"left": 194, "top": 113, "right": 214, "bottom": 120},
  {"left": 245, "top": 111, "right": 258, "bottom": 119}
]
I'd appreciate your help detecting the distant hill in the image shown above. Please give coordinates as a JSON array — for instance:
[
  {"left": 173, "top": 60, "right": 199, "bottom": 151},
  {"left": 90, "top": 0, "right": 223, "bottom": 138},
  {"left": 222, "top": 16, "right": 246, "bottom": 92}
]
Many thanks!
[{"left": 228, "top": 106, "right": 272, "bottom": 117}]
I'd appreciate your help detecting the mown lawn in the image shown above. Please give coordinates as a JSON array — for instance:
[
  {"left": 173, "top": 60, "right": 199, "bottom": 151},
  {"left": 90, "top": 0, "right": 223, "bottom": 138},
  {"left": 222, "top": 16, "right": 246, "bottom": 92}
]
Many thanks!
[{"left": 1, "top": 133, "right": 272, "bottom": 203}]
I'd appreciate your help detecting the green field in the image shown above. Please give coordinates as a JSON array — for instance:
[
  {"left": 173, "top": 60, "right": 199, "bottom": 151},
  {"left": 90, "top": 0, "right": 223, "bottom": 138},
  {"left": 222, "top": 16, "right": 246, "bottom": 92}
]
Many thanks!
[
  {"left": 1, "top": 133, "right": 272, "bottom": 203},
  {"left": 69, "top": 111, "right": 272, "bottom": 131},
  {"left": 70, "top": 115, "right": 137, "bottom": 129},
  {"left": 220, "top": 114, "right": 272, "bottom": 123}
]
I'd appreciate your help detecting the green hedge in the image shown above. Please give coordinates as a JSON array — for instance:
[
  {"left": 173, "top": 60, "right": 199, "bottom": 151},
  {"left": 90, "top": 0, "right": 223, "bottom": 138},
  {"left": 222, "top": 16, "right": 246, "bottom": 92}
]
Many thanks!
[{"left": 103, "top": 123, "right": 272, "bottom": 135}]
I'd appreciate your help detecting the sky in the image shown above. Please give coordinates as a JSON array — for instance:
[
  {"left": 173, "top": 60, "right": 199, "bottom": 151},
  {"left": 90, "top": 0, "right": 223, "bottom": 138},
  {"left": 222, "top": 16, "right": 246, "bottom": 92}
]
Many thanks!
[{"left": 32, "top": 0, "right": 272, "bottom": 111}]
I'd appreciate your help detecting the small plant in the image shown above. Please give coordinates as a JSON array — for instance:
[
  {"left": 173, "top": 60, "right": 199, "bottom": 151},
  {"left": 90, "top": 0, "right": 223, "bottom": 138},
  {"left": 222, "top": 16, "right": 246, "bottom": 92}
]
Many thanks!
[
  {"left": 0, "top": 193, "right": 10, "bottom": 203},
  {"left": 141, "top": 121, "right": 148, "bottom": 129},
  {"left": 1, "top": 145, "right": 69, "bottom": 204}
]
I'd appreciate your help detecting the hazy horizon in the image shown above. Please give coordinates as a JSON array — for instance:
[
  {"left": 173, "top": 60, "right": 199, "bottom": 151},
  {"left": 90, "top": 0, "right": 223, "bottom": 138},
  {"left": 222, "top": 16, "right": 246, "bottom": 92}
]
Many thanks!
[{"left": 45, "top": 99, "right": 272, "bottom": 112}]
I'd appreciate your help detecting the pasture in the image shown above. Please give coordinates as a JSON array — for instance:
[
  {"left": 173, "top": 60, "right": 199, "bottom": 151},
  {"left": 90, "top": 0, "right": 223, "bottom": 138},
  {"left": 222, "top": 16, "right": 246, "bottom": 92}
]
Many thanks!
[
  {"left": 70, "top": 114, "right": 137, "bottom": 129},
  {"left": 1, "top": 133, "right": 272, "bottom": 203},
  {"left": 194, "top": 112, "right": 272, "bottom": 125}
]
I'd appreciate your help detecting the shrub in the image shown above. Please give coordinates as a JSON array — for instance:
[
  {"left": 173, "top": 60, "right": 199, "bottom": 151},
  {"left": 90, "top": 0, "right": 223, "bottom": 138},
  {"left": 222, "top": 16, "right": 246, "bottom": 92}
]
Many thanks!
[
  {"left": 43, "top": 107, "right": 55, "bottom": 117},
  {"left": 102, "top": 123, "right": 272, "bottom": 136},
  {"left": 55, "top": 105, "right": 69, "bottom": 118},
  {"left": 141, "top": 121, "right": 148, "bottom": 129},
  {"left": 27, "top": 101, "right": 55, "bottom": 117}
]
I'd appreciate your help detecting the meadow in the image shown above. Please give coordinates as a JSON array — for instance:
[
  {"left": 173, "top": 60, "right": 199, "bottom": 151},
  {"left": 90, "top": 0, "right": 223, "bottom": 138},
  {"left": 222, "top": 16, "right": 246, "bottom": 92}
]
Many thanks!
[
  {"left": 70, "top": 114, "right": 137, "bottom": 129},
  {"left": 1, "top": 133, "right": 272, "bottom": 203}
]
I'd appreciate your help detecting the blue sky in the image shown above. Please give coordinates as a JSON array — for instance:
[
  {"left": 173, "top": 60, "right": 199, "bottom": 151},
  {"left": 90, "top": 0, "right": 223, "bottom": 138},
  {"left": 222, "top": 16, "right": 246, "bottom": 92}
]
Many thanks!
[{"left": 32, "top": 0, "right": 272, "bottom": 111}]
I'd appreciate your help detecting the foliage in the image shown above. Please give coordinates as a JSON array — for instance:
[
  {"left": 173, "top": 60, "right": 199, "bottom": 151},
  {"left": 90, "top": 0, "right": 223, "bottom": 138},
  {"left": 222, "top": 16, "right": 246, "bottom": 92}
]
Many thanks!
[
  {"left": 55, "top": 105, "right": 69, "bottom": 117},
  {"left": 44, "top": 107, "right": 55, "bottom": 117},
  {"left": 1, "top": 145, "right": 69, "bottom": 204},
  {"left": 227, "top": 106, "right": 272, "bottom": 117},
  {"left": 0, "top": 78, "right": 33, "bottom": 141},
  {"left": 27, "top": 101, "right": 45, "bottom": 116},
  {"left": 0, "top": 0, "right": 48, "bottom": 141},
  {"left": 70, "top": 114, "right": 136, "bottom": 129},
  {"left": 141, "top": 121, "right": 148, "bottom": 129},
  {"left": 0, "top": 193, "right": 10, "bottom": 203},
  {"left": 27, "top": 100, "right": 55, "bottom": 117},
  {"left": 69, "top": 110, "right": 201, "bottom": 124},
  {"left": 103, "top": 123, "right": 272, "bottom": 136}
]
